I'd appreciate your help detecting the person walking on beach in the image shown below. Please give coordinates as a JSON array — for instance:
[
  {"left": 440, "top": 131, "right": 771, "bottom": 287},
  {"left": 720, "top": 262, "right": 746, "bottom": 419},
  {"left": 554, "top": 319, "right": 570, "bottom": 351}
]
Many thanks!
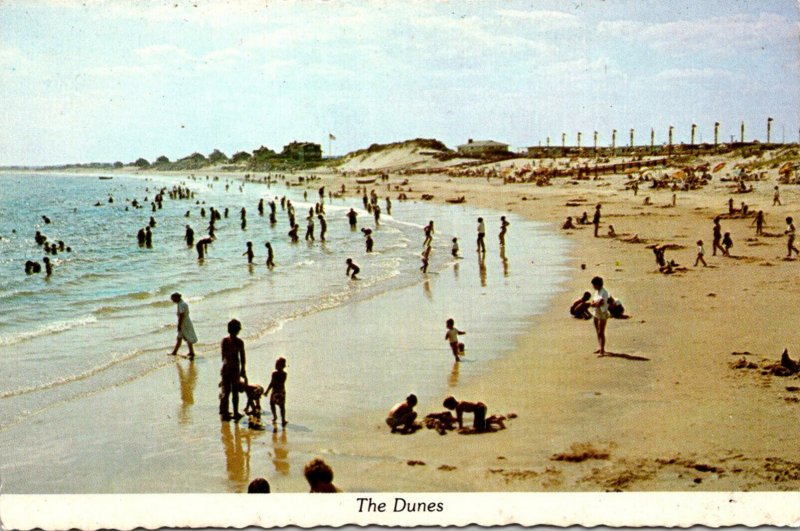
[
  {"left": 694, "top": 240, "right": 708, "bottom": 267},
  {"left": 499, "top": 216, "right": 510, "bottom": 245},
  {"left": 445, "top": 318, "right": 465, "bottom": 362},
  {"left": 774, "top": 186, "right": 782, "bottom": 206},
  {"left": 169, "top": 292, "right": 197, "bottom": 358},
  {"left": 243, "top": 241, "right": 255, "bottom": 264},
  {"left": 185, "top": 225, "right": 194, "bottom": 247},
  {"left": 752, "top": 210, "right": 765, "bottom": 236},
  {"left": 589, "top": 276, "right": 610, "bottom": 356},
  {"left": 265, "top": 357, "right": 288, "bottom": 428},
  {"left": 219, "top": 319, "right": 246, "bottom": 421},
  {"left": 785, "top": 217, "right": 800, "bottom": 258},
  {"left": 423, "top": 221, "right": 434, "bottom": 247},
  {"left": 476, "top": 217, "right": 486, "bottom": 253},
  {"left": 265, "top": 242, "right": 275, "bottom": 268},
  {"left": 712, "top": 217, "right": 725, "bottom": 256},
  {"left": 722, "top": 232, "right": 733, "bottom": 257},
  {"left": 592, "top": 204, "right": 602, "bottom": 238},
  {"left": 345, "top": 258, "right": 360, "bottom": 280}
]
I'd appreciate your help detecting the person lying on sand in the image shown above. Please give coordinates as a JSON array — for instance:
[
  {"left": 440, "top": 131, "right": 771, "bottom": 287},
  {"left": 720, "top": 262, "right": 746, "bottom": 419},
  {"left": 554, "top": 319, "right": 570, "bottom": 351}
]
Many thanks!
[{"left": 386, "top": 394, "right": 419, "bottom": 434}]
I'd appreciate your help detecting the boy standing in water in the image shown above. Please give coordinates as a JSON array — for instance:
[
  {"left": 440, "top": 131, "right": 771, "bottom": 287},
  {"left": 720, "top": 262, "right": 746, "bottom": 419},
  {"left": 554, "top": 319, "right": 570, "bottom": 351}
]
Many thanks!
[
  {"left": 499, "top": 216, "right": 510, "bottom": 245},
  {"left": 451, "top": 237, "right": 460, "bottom": 258},
  {"left": 265, "top": 357, "right": 288, "bottom": 428},
  {"left": 243, "top": 241, "right": 254, "bottom": 264},
  {"left": 265, "top": 242, "right": 275, "bottom": 268},
  {"left": 476, "top": 217, "right": 486, "bottom": 253},
  {"left": 445, "top": 318, "right": 465, "bottom": 362},
  {"left": 219, "top": 319, "right": 246, "bottom": 421}
]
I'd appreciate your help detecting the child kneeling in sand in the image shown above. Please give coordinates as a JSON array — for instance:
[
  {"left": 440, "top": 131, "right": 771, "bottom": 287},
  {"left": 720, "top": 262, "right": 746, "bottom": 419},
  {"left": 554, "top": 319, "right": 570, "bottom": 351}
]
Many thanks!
[
  {"left": 570, "top": 292, "right": 592, "bottom": 320},
  {"left": 443, "top": 395, "right": 488, "bottom": 432},
  {"left": 386, "top": 394, "right": 418, "bottom": 433}
]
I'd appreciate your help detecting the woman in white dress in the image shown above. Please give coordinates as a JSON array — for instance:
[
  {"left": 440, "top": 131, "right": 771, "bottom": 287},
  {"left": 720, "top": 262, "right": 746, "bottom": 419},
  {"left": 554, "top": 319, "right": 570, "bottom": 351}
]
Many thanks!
[{"left": 169, "top": 292, "right": 197, "bottom": 358}]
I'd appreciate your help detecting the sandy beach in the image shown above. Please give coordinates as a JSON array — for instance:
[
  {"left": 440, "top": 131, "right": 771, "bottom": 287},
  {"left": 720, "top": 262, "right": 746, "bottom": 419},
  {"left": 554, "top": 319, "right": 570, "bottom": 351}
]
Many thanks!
[
  {"left": 3, "top": 146, "right": 800, "bottom": 495},
  {"left": 284, "top": 146, "right": 800, "bottom": 492}
]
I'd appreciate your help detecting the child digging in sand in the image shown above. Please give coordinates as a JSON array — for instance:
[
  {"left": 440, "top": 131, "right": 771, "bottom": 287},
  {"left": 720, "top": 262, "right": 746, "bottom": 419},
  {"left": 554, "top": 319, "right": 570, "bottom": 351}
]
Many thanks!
[
  {"left": 264, "top": 357, "right": 288, "bottom": 428},
  {"left": 443, "top": 395, "right": 487, "bottom": 432},
  {"left": 445, "top": 318, "right": 466, "bottom": 362},
  {"left": 386, "top": 394, "right": 418, "bottom": 434}
]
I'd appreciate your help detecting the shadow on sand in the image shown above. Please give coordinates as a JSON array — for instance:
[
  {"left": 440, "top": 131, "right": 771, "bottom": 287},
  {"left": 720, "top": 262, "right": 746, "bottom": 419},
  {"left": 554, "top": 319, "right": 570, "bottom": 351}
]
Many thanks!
[{"left": 599, "top": 351, "right": 650, "bottom": 362}]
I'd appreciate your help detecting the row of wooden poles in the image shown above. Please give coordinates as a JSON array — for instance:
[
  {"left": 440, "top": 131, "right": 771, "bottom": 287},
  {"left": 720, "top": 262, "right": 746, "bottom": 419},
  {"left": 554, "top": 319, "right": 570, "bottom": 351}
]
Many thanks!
[{"left": 542, "top": 118, "right": 784, "bottom": 149}]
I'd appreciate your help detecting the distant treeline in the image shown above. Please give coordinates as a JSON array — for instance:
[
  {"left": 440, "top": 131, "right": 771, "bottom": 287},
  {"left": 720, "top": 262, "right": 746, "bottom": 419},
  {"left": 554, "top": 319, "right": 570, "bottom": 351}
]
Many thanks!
[{"left": 3, "top": 141, "right": 328, "bottom": 172}]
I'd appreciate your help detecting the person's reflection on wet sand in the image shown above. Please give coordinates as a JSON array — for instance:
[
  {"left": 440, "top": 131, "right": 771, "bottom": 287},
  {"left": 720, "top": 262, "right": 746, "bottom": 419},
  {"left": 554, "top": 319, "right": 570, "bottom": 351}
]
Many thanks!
[
  {"left": 176, "top": 360, "right": 197, "bottom": 425},
  {"left": 453, "top": 262, "right": 459, "bottom": 280},
  {"left": 271, "top": 430, "right": 289, "bottom": 476},
  {"left": 448, "top": 360, "right": 460, "bottom": 388},
  {"left": 221, "top": 421, "right": 251, "bottom": 489},
  {"left": 478, "top": 253, "right": 487, "bottom": 287},
  {"left": 422, "top": 279, "right": 432, "bottom": 302},
  {"left": 500, "top": 246, "right": 509, "bottom": 277}
]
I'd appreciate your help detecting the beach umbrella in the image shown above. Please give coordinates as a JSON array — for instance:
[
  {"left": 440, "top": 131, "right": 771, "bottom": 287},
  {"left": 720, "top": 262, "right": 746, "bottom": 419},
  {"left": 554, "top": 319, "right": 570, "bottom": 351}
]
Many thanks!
[{"left": 779, "top": 161, "right": 793, "bottom": 175}]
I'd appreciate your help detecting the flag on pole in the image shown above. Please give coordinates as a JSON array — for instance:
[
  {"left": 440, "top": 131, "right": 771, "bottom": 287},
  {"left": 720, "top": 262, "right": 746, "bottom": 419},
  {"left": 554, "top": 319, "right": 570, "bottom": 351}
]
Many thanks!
[{"left": 329, "top": 133, "right": 336, "bottom": 141}]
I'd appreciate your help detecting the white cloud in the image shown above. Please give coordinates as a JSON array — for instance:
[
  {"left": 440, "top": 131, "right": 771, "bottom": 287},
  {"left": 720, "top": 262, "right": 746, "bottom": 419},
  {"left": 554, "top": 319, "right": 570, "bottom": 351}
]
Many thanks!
[
  {"left": 654, "top": 67, "right": 735, "bottom": 81},
  {"left": 497, "top": 9, "right": 581, "bottom": 30},
  {"left": 135, "top": 44, "right": 195, "bottom": 63},
  {"left": 0, "top": 47, "right": 33, "bottom": 73},
  {"left": 598, "top": 12, "right": 797, "bottom": 56},
  {"left": 544, "top": 57, "right": 620, "bottom": 80}
]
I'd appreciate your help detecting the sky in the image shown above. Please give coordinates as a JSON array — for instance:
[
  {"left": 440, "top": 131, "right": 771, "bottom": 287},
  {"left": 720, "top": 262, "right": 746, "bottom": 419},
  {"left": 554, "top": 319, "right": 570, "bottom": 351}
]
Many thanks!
[{"left": 0, "top": 0, "right": 798, "bottom": 166}]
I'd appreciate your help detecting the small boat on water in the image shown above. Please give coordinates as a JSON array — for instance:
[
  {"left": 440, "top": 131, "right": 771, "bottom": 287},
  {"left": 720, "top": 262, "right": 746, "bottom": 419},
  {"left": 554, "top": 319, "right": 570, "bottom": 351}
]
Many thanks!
[
  {"left": 355, "top": 177, "right": 377, "bottom": 184},
  {"left": 445, "top": 196, "right": 466, "bottom": 204},
  {"left": 98, "top": 176, "right": 113, "bottom": 180}
]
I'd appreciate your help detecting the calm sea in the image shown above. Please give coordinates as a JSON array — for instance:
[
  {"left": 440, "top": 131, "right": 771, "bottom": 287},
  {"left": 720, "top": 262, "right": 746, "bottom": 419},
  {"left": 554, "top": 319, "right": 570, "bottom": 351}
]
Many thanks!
[{"left": 0, "top": 171, "right": 573, "bottom": 492}]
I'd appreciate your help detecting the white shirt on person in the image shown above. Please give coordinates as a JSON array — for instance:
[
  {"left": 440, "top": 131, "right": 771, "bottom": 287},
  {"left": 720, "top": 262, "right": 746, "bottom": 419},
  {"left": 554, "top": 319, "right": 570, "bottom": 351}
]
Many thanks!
[{"left": 592, "top": 288, "right": 610, "bottom": 320}]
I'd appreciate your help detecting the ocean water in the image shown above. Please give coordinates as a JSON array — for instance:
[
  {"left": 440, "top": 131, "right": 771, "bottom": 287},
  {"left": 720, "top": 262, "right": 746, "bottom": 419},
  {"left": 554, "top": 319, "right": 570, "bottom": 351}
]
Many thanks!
[{"left": 0, "top": 171, "right": 572, "bottom": 493}]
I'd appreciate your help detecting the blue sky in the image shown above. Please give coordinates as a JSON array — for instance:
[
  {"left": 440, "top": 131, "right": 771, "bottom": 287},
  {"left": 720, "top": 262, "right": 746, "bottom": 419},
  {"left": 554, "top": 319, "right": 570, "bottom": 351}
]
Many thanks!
[{"left": 0, "top": 0, "right": 798, "bottom": 165}]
